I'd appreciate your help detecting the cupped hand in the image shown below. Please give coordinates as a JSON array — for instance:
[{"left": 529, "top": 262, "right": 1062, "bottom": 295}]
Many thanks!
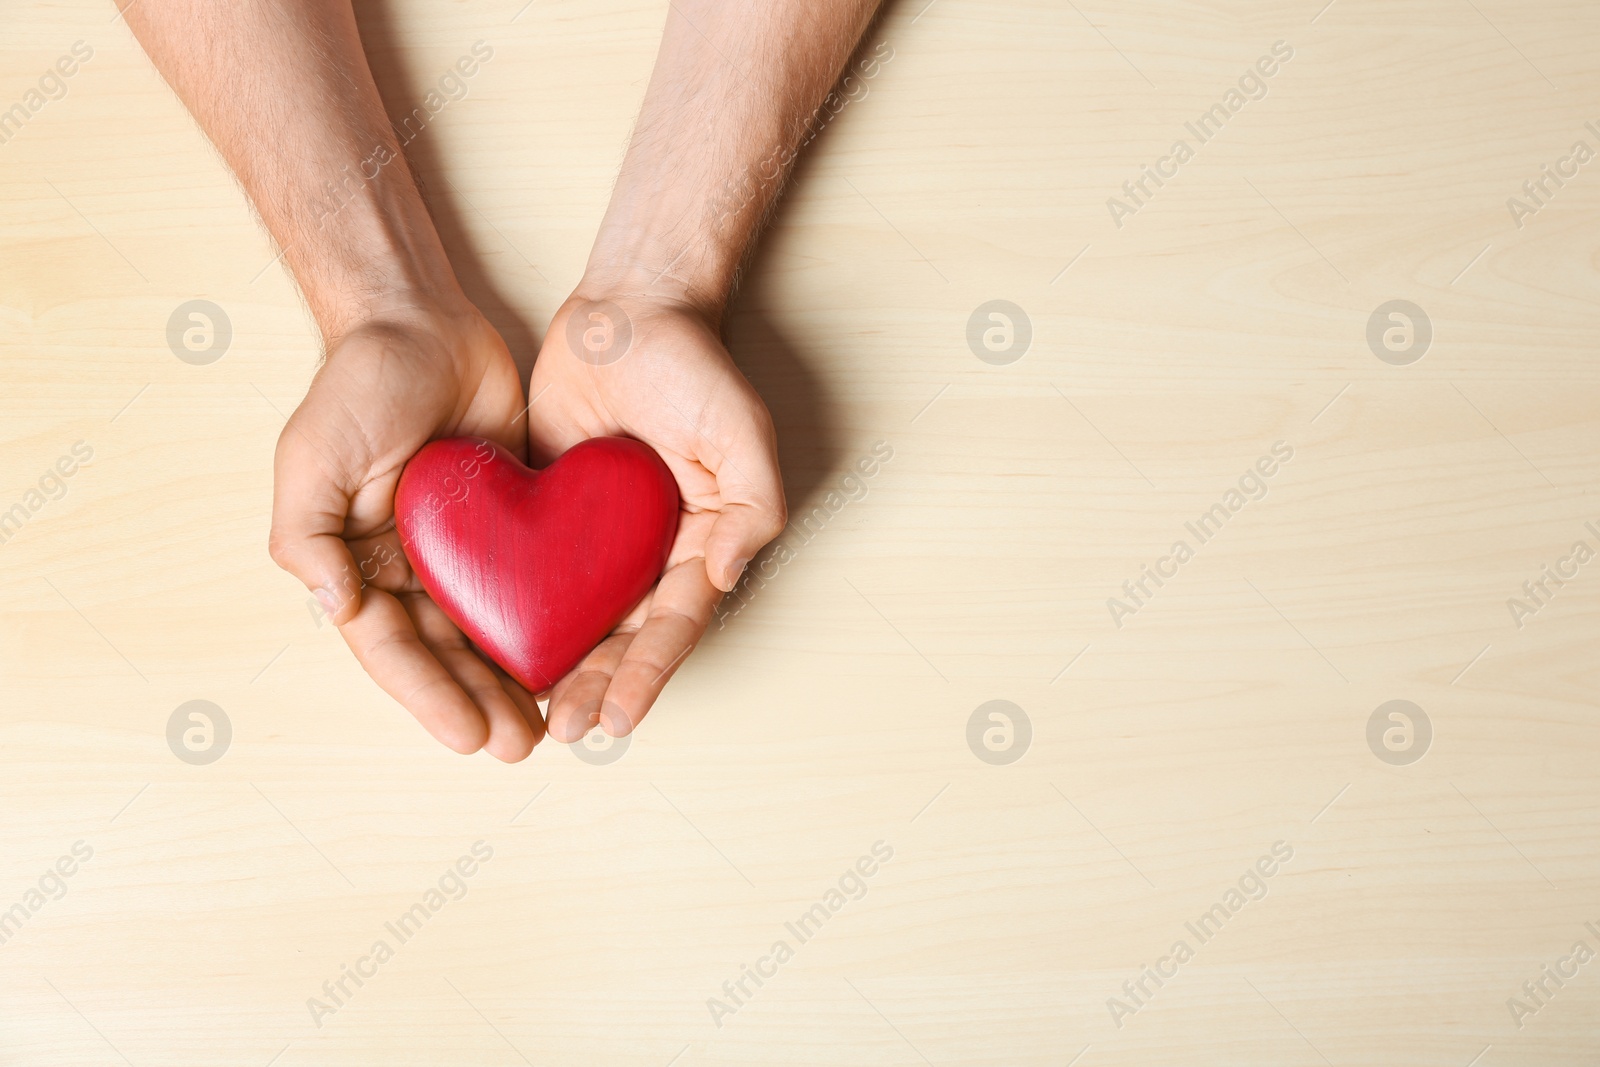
[
  {"left": 526, "top": 290, "right": 786, "bottom": 742},
  {"left": 267, "top": 300, "right": 546, "bottom": 761}
]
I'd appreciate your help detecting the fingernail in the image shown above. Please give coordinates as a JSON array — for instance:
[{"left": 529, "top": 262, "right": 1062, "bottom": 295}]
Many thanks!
[
  {"left": 726, "top": 558, "right": 751, "bottom": 590},
  {"left": 557, "top": 700, "right": 601, "bottom": 744},
  {"left": 600, "top": 701, "right": 629, "bottom": 737},
  {"left": 314, "top": 588, "right": 339, "bottom": 615}
]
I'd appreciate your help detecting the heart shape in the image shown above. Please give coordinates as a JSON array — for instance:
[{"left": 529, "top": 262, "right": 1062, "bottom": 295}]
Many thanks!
[{"left": 395, "top": 436, "right": 679, "bottom": 692}]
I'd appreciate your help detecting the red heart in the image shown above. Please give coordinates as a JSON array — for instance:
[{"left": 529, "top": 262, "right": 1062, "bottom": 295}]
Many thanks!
[{"left": 394, "top": 436, "right": 679, "bottom": 692}]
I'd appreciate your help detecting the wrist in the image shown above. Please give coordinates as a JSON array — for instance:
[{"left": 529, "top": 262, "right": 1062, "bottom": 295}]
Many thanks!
[
  {"left": 580, "top": 207, "right": 746, "bottom": 323},
  {"left": 317, "top": 277, "right": 475, "bottom": 351},
  {"left": 321, "top": 293, "right": 494, "bottom": 365},
  {"left": 570, "top": 262, "right": 726, "bottom": 329},
  {"left": 286, "top": 168, "right": 472, "bottom": 344}
]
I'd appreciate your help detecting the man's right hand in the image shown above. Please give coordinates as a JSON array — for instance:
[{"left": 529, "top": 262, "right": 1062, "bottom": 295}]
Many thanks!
[
  {"left": 123, "top": 1, "right": 551, "bottom": 760},
  {"left": 268, "top": 301, "right": 546, "bottom": 761}
]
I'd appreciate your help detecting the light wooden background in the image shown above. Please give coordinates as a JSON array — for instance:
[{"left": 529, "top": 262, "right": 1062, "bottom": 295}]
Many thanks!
[{"left": 3, "top": 0, "right": 1599, "bottom": 1062}]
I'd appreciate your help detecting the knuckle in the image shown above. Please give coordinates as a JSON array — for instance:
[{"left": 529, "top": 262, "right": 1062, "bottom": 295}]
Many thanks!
[
  {"left": 651, "top": 606, "right": 700, "bottom": 629},
  {"left": 766, "top": 502, "right": 788, "bottom": 537},
  {"left": 266, "top": 528, "right": 294, "bottom": 570}
]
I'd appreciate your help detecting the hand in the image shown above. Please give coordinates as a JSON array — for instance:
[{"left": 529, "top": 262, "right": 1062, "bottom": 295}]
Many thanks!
[
  {"left": 268, "top": 300, "right": 547, "bottom": 761},
  {"left": 526, "top": 287, "right": 786, "bottom": 742}
]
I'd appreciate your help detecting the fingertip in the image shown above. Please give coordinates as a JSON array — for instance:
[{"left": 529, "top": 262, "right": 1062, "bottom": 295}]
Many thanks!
[
  {"left": 705, "top": 505, "right": 780, "bottom": 593},
  {"left": 548, "top": 697, "right": 600, "bottom": 744},
  {"left": 599, "top": 700, "right": 634, "bottom": 738},
  {"left": 316, "top": 585, "right": 361, "bottom": 627},
  {"left": 270, "top": 528, "right": 362, "bottom": 624},
  {"left": 716, "top": 556, "right": 750, "bottom": 593},
  {"left": 480, "top": 703, "right": 537, "bottom": 762},
  {"left": 485, "top": 731, "right": 537, "bottom": 763},
  {"left": 702, "top": 534, "right": 745, "bottom": 593},
  {"left": 506, "top": 682, "right": 548, "bottom": 752},
  {"left": 440, "top": 718, "right": 489, "bottom": 755}
]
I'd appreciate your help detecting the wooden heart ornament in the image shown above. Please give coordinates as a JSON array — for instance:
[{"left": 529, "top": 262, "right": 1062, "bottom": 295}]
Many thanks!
[{"left": 394, "top": 436, "right": 679, "bottom": 692}]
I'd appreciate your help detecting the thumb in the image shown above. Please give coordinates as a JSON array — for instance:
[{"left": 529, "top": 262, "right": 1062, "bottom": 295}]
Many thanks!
[
  {"left": 702, "top": 423, "right": 787, "bottom": 593},
  {"left": 705, "top": 502, "right": 786, "bottom": 592},
  {"left": 267, "top": 418, "right": 364, "bottom": 625}
]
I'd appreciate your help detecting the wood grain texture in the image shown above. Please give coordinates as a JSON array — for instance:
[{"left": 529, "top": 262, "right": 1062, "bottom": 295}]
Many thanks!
[{"left": 2, "top": 0, "right": 1599, "bottom": 1063}]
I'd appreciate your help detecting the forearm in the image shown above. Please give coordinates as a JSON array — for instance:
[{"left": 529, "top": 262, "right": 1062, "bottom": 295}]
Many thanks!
[
  {"left": 581, "top": 0, "right": 882, "bottom": 316},
  {"left": 121, "top": 0, "right": 464, "bottom": 341}
]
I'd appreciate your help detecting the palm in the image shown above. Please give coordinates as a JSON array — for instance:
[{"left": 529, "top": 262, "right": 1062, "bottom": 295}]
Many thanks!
[{"left": 526, "top": 296, "right": 785, "bottom": 741}]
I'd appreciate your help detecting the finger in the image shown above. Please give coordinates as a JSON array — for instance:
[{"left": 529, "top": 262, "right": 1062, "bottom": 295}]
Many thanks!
[
  {"left": 342, "top": 523, "right": 542, "bottom": 759},
  {"left": 337, "top": 588, "right": 489, "bottom": 754},
  {"left": 342, "top": 527, "right": 415, "bottom": 594},
  {"left": 699, "top": 412, "right": 786, "bottom": 593},
  {"left": 705, "top": 502, "right": 784, "bottom": 593},
  {"left": 489, "top": 661, "right": 548, "bottom": 750},
  {"left": 268, "top": 415, "right": 366, "bottom": 623},
  {"left": 545, "top": 633, "right": 633, "bottom": 743},
  {"left": 406, "top": 593, "right": 540, "bottom": 763},
  {"left": 599, "top": 557, "right": 719, "bottom": 736},
  {"left": 432, "top": 645, "right": 538, "bottom": 762}
]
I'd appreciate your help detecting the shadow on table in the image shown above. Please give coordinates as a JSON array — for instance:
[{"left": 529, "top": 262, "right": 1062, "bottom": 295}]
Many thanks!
[
  {"left": 708, "top": 12, "right": 903, "bottom": 632},
  {"left": 352, "top": 0, "right": 544, "bottom": 386},
  {"left": 726, "top": 297, "right": 842, "bottom": 541}
]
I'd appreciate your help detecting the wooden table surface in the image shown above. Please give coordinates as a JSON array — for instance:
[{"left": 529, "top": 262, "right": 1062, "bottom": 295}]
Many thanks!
[{"left": 3, "top": 0, "right": 1599, "bottom": 1063}]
